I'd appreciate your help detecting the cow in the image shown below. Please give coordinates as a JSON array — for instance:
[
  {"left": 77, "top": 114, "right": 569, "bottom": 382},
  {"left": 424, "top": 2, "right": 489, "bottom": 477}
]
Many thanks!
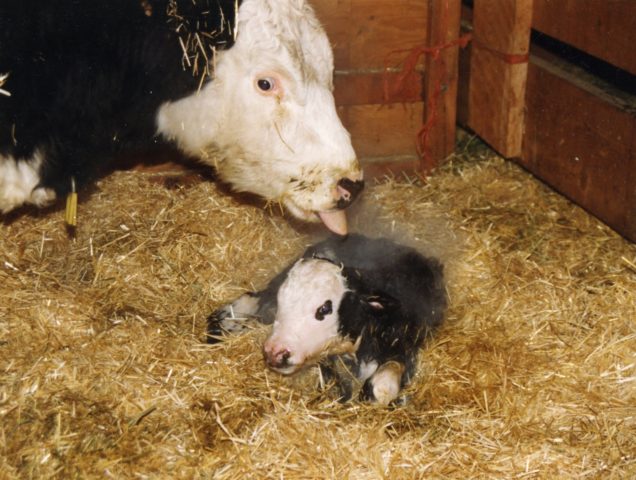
[
  {"left": 207, "top": 234, "right": 447, "bottom": 405},
  {"left": 0, "top": 0, "right": 363, "bottom": 234}
]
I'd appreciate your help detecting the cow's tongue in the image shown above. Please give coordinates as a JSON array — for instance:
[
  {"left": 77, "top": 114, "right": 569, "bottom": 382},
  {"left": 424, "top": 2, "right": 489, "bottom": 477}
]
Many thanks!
[{"left": 318, "top": 210, "right": 348, "bottom": 236}]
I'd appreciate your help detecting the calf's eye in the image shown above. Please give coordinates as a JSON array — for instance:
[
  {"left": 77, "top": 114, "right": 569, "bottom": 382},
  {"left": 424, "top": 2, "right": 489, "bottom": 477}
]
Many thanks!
[{"left": 315, "top": 300, "right": 333, "bottom": 321}]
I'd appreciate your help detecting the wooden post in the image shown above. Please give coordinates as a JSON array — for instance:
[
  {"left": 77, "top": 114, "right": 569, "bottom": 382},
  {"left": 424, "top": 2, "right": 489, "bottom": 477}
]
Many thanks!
[
  {"left": 423, "top": 0, "right": 462, "bottom": 172},
  {"left": 468, "top": 0, "right": 533, "bottom": 158}
]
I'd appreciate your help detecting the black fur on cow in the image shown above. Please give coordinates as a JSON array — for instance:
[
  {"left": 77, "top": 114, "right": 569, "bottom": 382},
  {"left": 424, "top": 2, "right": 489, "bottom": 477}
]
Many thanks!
[
  {"left": 1, "top": 0, "right": 364, "bottom": 234},
  {"left": 207, "top": 234, "right": 447, "bottom": 405},
  {"left": 0, "top": 0, "right": 239, "bottom": 200}
]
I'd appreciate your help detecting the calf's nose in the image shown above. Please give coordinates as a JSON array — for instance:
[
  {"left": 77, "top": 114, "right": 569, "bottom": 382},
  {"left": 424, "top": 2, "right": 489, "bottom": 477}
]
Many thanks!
[
  {"left": 336, "top": 178, "right": 365, "bottom": 209},
  {"left": 264, "top": 346, "right": 291, "bottom": 369}
]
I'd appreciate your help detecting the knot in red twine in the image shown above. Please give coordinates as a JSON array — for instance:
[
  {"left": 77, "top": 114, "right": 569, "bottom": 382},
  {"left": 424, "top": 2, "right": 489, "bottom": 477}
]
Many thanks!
[{"left": 382, "top": 30, "right": 528, "bottom": 172}]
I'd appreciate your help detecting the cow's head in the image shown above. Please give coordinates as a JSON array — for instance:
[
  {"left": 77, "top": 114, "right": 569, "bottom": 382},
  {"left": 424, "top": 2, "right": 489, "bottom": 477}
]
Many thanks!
[{"left": 158, "top": 0, "right": 363, "bottom": 234}]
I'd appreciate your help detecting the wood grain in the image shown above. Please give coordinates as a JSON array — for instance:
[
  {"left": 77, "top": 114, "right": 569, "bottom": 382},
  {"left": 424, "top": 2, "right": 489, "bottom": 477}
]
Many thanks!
[
  {"left": 533, "top": 0, "right": 636, "bottom": 76},
  {"left": 338, "top": 102, "right": 424, "bottom": 159},
  {"left": 467, "top": 0, "right": 533, "bottom": 158},
  {"left": 422, "top": 0, "right": 462, "bottom": 170},
  {"left": 521, "top": 55, "right": 636, "bottom": 242}
]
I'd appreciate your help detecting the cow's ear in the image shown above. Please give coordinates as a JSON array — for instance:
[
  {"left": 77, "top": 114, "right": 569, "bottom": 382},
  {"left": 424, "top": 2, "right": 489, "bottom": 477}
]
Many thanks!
[{"left": 363, "top": 292, "right": 398, "bottom": 311}]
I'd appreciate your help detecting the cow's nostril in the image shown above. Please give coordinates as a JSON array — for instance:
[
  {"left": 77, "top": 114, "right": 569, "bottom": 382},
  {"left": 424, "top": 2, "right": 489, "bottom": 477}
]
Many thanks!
[
  {"left": 280, "top": 350, "right": 291, "bottom": 365},
  {"left": 336, "top": 178, "right": 364, "bottom": 209}
]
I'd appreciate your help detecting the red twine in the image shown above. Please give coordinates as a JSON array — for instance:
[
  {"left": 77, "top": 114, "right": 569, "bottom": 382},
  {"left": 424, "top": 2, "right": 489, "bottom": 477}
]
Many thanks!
[{"left": 382, "top": 22, "right": 529, "bottom": 172}]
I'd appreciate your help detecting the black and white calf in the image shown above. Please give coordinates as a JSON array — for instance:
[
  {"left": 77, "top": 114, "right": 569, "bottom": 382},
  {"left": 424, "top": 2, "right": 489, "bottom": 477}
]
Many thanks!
[
  {"left": 0, "top": 0, "right": 362, "bottom": 234},
  {"left": 208, "top": 234, "right": 446, "bottom": 405}
]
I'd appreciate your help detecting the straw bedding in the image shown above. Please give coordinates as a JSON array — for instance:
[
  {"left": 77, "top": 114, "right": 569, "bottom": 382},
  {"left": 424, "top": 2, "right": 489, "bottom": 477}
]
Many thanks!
[{"left": 1, "top": 147, "right": 635, "bottom": 479}]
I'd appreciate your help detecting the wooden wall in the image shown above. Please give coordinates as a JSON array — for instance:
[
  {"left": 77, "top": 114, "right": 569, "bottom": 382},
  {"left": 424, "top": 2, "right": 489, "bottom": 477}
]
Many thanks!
[
  {"left": 313, "top": 0, "right": 461, "bottom": 176},
  {"left": 458, "top": 0, "right": 636, "bottom": 242}
]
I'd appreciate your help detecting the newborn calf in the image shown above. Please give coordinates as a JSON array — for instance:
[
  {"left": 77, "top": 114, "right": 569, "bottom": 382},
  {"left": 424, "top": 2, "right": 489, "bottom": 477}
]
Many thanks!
[{"left": 208, "top": 234, "right": 446, "bottom": 404}]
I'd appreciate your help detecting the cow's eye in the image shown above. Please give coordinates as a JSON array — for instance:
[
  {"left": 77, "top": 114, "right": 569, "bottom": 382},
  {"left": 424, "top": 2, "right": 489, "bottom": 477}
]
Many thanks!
[
  {"left": 315, "top": 300, "right": 333, "bottom": 321},
  {"left": 256, "top": 78, "right": 275, "bottom": 92}
]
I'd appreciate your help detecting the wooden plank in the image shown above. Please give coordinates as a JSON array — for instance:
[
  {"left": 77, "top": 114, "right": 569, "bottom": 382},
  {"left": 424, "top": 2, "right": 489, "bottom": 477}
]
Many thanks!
[
  {"left": 333, "top": 72, "right": 421, "bottom": 106},
  {"left": 533, "top": 0, "right": 636, "bottom": 76},
  {"left": 628, "top": 129, "right": 636, "bottom": 241},
  {"left": 338, "top": 102, "right": 424, "bottom": 160},
  {"left": 467, "top": 0, "right": 533, "bottom": 158},
  {"left": 311, "top": 0, "right": 352, "bottom": 70},
  {"left": 456, "top": 4, "right": 473, "bottom": 127},
  {"left": 521, "top": 54, "right": 636, "bottom": 242},
  {"left": 422, "top": 0, "right": 462, "bottom": 171},
  {"left": 313, "top": 0, "right": 431, "bottom": 164},
  {"left": 314, "top": 1, "right": 429, "bottom": 71}
]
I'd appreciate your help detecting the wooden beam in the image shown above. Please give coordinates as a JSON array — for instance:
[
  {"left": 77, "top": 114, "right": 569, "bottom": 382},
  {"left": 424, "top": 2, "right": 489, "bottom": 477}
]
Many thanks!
[
  {"left": 533, "top": 0, "right": 636, "bottom": 76},
  {"left": 468, "top": 0, "right": 533, "bottom": 158},
  {"left": 333, "top": 72, "right": 421, "bottom": 106},
  {"left": 422, "top": 0, "right": 462, "bottom": 172}
]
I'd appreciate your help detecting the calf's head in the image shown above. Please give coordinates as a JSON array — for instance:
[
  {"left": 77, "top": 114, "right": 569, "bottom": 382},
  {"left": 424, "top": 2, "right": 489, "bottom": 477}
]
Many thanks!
[
  {"left": 159, "top": 0, "right": 363, "bottom": 234},
  {"left": 263, "top": 258, "right": 353, "bottom": 374}
]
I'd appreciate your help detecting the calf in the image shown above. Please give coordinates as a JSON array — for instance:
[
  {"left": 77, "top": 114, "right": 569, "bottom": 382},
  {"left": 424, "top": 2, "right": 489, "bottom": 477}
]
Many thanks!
[
  {"left": 0, "top": 0, "right": 362, "bottom": 234},
  {"left": 208, "top": 234, "right": 446, "bottom": 404}
]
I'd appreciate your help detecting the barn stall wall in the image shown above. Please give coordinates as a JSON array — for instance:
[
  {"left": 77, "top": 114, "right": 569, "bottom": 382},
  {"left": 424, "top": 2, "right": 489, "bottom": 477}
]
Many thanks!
[
  {"left": 128, "top": 1, "right": 634, "bottom": 243},
  {"left": 316, "top": 0, "right": 635, "bottom": 244},
  {"left": 458, "top": 0, "right": 636, "bottom": 243},
  {"left": 312, "top": 0, "right": 461, "bottom": 177}
]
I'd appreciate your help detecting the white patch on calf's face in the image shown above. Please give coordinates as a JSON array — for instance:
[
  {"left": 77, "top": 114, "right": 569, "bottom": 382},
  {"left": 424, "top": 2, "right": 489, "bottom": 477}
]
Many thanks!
[
  {"left": 264, "top": 258, "right": 349, "bottom": 373},
  {"left": 0, "top": 153, "right": 56, "bottom": 213},
  {"left": 156, "top": 0, "right": 362, "bottom": 223}
]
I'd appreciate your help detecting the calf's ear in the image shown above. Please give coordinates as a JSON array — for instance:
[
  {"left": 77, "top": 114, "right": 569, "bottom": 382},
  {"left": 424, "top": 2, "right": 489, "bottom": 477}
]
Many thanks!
[{"left": 363, "top": 292, "right": 398, "bottom": 311}]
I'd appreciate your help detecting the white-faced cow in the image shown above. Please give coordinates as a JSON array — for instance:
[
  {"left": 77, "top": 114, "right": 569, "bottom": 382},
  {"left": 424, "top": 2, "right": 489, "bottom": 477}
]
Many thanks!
[
  {"left": 0, "top": 0, "right": 362, "bottom": 234},
  {"left": 208, "top": 234, "right": 446, "bottom": 405}
]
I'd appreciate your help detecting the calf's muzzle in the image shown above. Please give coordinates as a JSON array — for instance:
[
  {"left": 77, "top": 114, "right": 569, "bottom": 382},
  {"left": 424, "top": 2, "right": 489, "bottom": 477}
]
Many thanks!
[{"left": 264, "top": 345, "right": 291, "bottom": 370}]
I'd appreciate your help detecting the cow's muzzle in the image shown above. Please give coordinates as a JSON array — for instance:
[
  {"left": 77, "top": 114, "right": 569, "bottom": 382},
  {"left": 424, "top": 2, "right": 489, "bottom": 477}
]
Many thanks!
[{"left": 335, "top": 178, "right": 365, "bottom": 210}]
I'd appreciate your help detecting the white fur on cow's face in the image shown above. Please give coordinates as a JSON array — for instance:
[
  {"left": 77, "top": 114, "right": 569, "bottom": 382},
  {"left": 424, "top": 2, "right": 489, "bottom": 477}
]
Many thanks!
[
  {"left": 264, "top": 258, "right": 349, "bottom": 374},
  {"left": 156, "top": 0, "right": 361, "bottom": 221}
]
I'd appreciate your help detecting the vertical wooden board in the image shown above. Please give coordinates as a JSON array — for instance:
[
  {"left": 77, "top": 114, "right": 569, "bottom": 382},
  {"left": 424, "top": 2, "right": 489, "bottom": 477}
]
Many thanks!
[
  {"left": 422, "top": 0, "right": 461, "bottom": 170},
  {"left": 472, "top": 0, "right": 533, "bottom": 53},
  {"left": 468, "top": 49, "right": 528, "bottom": 157},
  {"left": 521, "top": 58, "right": 636, "bottom": 242},
  {"left": 338, "top": 102, "right": 424, "bottom": 159},
  {"left": 628, "top": 128, "right": 636, "bottom": 241},
  {"left": 628, "top": 129, "right": 636, "bottom": 241},
  {"left": 533, "top": 0, "right": 636, "bottom": 76},
  {"left": 468, "top": 0, "right": 532, "bottom": 158},
  {"left": 456, "top": 3, "right": 474, "bottom": 127}
]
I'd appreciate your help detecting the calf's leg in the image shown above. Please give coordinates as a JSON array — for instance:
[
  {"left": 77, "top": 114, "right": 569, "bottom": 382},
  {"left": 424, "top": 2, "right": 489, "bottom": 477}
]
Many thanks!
[
  {"left": 206, "top": 293, "right": 263, "bottom": 343},
  {"left": 360, "top": 360, "right": 406, "bottom": 405}
]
